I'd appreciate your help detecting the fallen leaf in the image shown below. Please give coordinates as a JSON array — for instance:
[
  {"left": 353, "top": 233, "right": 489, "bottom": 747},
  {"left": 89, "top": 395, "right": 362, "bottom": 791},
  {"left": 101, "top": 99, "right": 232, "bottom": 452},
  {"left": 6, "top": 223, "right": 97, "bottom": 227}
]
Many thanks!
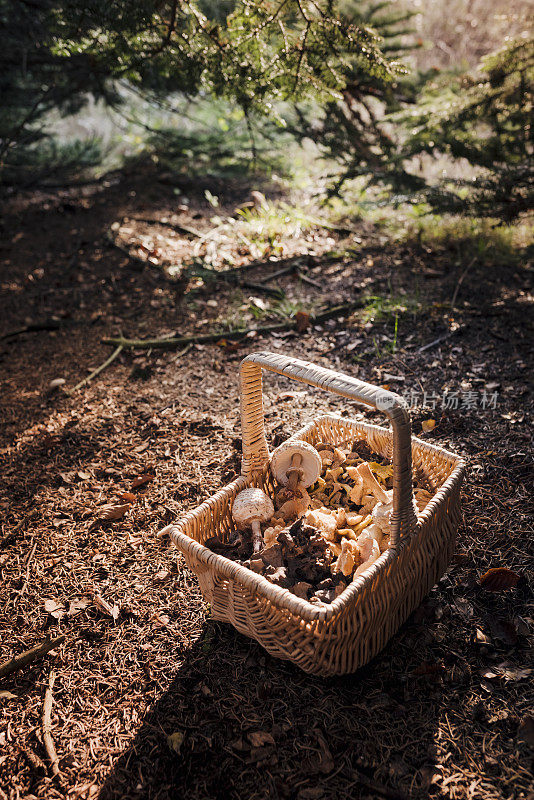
[
  {"left": 151, "top": 612, "right": 170, "bottom": 627},
  {"left": 498, "top": 666, "right": 531, "bottom": 681},
  {"left": 295, "top": 310, "right": 311, "bottom": 333},
  {"left": 275, "top": 390, "right": 307, "bottom": 402},
  {"left": 119, "top": 492, "right": 136, "bottom": 503},
  {"left": 0, "top": 691, "right": 19, "bottom": 700},
  {"left": 517, "top": 716, "right": 534, "bottom": 748},
  {"left": 68, "top": 597, "right": 92, "bottom": 617},
  {"left": 131, "top": 474, "right": 155, "bottom": 490},
  {"left": 77, "top": 471, "right": 91, "bottom": 480},
  {"left": 49, "top": 378, "right": 66, "bottom": 390},
  {"left": 216, "top": 339, "right": 243, "bottom": 352},
  {"left": 154, "top": 570, "right": 170, "bottom": 583},
  {"left": 368, "top": 462, "right": 394, "bottom": 481},
  {"left": 414, "top": 661, "right": 445, "bottom": 676},
  {"left": 93, "top": 594, "right": 119, "bottom": 621},
  {"left": 44, "top": 599, "right": 65, "bottom": 620},
  {"left": 247, "top": 731, "right": 275, "bottom": 748},
  {"left": 421, "top": 419, "right": 436, "bottom": 433},
  {"left": 480, "top": 567, "right": 520, "bottom": 591},
  {"left": 167, "top": 731, "right": 184, "bottom": 754},
  {"left": 314, "top": 730, "right": 334, "bottom": 774},
  {"left": 95, "top": 504, "right": 130, "bottom": 523},
  {"left": 486, "top": 618, "right": 518, "bottom": 646}
]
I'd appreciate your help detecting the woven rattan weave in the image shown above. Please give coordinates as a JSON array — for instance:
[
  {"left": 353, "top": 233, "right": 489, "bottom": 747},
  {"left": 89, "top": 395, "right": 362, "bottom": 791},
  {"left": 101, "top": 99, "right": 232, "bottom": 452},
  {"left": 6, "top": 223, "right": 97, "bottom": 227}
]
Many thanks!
[{"left": 163, "top": 352, "right": 466, "bottom": 675}]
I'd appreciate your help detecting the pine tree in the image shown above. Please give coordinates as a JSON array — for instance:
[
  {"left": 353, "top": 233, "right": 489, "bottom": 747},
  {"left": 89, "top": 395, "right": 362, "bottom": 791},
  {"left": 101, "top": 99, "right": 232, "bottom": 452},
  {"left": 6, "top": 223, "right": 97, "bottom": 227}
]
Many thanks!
[
  {"left": 289, "top": 0, "right": 421, "bottom": 196},
  {"left": 401, "top": 35, "right": 534, "bottom": 220},
  {"left": 0, "top": 0, "right": 397, "bottom": 187}
]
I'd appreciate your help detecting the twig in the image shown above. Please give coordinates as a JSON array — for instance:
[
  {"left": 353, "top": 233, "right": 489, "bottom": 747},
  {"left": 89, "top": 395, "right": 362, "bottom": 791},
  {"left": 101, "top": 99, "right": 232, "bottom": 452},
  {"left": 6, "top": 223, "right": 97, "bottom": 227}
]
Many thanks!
[
  {"left": 451, "top": 256, "right": 477, "bottom": 309},
  {"left": 69, "top": 345, "right": 124, "bottom": 393},
  {"left": 102, "top": 300, "right": 364, "bottom": 350},
  {"left": 297, "top": 270, "right": 322, "bottom": 289},
  {"left": 1, "top": 321, "right": 69, "bottom": 340},
  {"left": 42, "top": 671, "right": 60, "bottom": 777},
  {"left": 18, "top": 539, "right": 38, "bottom": 599},
  {"left": 416, "top": 325, "right": 467, "bottom": 354},
  {"left": 0, "top": 635, "right": 66, "bottom": 680},
  {"left": 241, "top": 280, "right": 284, "bottom": 298},
  {"left": 260, "top": 264, "right": 297, "bottom": 283},
  {"left": 107, "top": 237, "right": 148, "bottom": 270},
  {"left": 132, "top": 217, "right": 202, "bottom": 238}
]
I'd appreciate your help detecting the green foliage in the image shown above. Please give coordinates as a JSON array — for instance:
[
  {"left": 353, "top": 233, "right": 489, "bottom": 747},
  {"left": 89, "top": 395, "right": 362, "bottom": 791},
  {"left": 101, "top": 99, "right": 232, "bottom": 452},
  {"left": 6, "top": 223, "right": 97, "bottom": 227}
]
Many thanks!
[
  {"left": 401, "top": 35, "right": 534, "bottom": 219},
  {"left": 0, "top": 0, "right": 396, "bottom": 187},
  {"left": 290, "top": 0, "right": 420, "bottom": 195}
]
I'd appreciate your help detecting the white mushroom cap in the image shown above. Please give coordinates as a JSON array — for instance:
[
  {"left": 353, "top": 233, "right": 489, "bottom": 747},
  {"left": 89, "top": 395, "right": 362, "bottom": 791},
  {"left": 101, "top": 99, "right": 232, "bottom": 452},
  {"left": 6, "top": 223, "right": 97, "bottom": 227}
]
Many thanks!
[
  {"left": 232, "top": 488, "right": 274, "bottom": 527},
  {"left": 270, "top": 440, "right": 322, "bottom": 488}
]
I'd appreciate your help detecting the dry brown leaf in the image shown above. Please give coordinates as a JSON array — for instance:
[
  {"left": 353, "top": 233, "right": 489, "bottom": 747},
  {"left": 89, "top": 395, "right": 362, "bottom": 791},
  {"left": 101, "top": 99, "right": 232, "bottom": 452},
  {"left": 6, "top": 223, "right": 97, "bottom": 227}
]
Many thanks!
[
  {"left": 93, "top": 594, "right": 119, "bottom": 621},
  {"left": 167, "top": 731, "right": 184, "bottom": 754},
  {"left": 119, "top": 491, "right": 136, "bottom": 503},
  {"left": 151, "top": 612, "right": 170, "bottom": 627},
  {"left": 421, "top": 419, "right": 436, "bottom": 433},
  {"left": 95, "top": 504, "right": 130, "bottom": 522},
  {"left": 0, "top": 691, "right": 19, "bottom": 700},
  {"left": 68, "top": 597, "right": 92, "bottom": 617},
  {"left": 295, "top": 310, "right": 311, "bottom": 333},
  {"left": 131, "top": 474, "right": 155, "bottom": 490},
  {"left": 247, "top": 731, "right": 275, "bottom": 748},
  {"left": 216, "top": 339, "right": 243, "bottom": 352},
  {"left": 44, "top": 599, "right": 65, "bottom": 620},
  {"left": 517, "top": 716, "right": 534, "bottom": 748},
  {"left": 479, "top": 567, "right": 520, "bottom": 591},
  {"left": 154, "top": 570, "right": 170, "bottom": 583}
]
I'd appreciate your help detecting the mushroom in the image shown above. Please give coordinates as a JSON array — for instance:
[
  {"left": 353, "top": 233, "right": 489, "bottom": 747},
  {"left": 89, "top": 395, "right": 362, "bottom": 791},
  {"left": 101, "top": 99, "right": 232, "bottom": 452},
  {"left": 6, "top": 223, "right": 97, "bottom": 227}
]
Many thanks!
[
  {"left": 332, "top": 538, "right": 359, "bottom": 577},
  {"left": 354, "top": 535, "right": 381, "bottom": 577},
  {"left": 270, "top": 440, "right": 322, "bottom": 522},
  {"left": 271, "top": 440, "right": 322, "bottom": 491},
  {"left": 232, "top": 488, "right": 274, "bottom": 554},
  {"left": 263, "top": 525, "right": 283, "bottom": 548},
  {"left": 356, "top": 462, "right": 393, "bottom": 534},
  {"left": 274, "top": 487, "right": 311, "bottom": 522},
  {"left": 305, "top": 508, "right": 338, "bottom": 540}
]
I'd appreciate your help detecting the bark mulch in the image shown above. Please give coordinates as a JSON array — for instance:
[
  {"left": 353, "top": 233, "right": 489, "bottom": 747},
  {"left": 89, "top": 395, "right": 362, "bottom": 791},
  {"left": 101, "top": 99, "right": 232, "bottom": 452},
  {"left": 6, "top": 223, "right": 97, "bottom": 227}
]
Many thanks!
[{"left": 0, "top": 168, "right": 532, "bottom": 800}]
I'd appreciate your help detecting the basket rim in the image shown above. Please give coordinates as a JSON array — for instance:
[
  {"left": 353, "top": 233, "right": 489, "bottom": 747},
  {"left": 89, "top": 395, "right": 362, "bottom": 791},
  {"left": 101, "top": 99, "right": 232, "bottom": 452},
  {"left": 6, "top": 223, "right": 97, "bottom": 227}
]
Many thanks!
[{"left": 165, "top": 415, "right": 466, "bottom": 624}]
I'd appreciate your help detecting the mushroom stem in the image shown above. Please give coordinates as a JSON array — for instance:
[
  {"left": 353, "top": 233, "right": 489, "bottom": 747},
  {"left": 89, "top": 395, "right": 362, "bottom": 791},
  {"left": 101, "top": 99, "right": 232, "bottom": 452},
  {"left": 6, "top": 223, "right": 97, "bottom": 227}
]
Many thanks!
[
  {"left": 286, "top": 452, "right": 304, "bottom": 492},
  {"left": 356, "top": 462, "right": 390, "bottom": 504},
  {"left": 251, "top": 520, "right": 263, "bottom": 554}
]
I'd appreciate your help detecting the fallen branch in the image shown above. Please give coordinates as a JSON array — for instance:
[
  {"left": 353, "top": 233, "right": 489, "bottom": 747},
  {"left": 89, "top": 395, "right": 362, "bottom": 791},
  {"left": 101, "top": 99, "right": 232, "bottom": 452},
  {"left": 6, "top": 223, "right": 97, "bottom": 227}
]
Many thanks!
[
  {"left": 42, "top": 671, "right": 60, "bottom": 777},
  {"left": 0, "top": 635, "right": 66, "bottom": 680},
  {"left": 297, "top": 270, "right": 322, "bottom": 289},
  {"left": 132, "top": 217, "right": 202, "bottom": 238},
  {"left": 69, "top": 344, "right": 124, "bottom": 393},
  {"left": 1, "top": 321, "right": 72, "bottom": 340},
  {"left": 417, "top": 325, "right": 467, "bottom": 354},
  {"left": 451, "top": 256, "right": 477, "bottom": 309},
  {"left": 102, "top": 300, "right": 364, "bottom": 350}
]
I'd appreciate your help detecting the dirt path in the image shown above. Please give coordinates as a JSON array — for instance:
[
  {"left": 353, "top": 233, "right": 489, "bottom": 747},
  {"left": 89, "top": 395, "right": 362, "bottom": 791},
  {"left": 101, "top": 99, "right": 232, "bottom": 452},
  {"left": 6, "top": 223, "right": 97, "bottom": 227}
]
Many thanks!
[{"left": 0, "top": 171, "right": 532, "bottom": 800}]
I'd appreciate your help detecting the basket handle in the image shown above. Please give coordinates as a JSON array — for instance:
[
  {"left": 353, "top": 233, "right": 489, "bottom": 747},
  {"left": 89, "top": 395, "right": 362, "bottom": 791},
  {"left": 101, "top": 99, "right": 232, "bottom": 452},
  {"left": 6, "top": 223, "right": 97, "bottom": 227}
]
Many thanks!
[{"left": 239, "top": 351, "right": 417, "bottom": 545}]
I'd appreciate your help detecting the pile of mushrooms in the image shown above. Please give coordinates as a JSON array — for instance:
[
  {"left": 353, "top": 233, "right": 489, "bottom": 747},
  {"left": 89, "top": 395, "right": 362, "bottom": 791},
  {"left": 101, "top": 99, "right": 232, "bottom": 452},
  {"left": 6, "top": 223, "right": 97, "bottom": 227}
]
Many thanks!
[{"left": 213, "top": 437, "right": 433, "bottom": 605}]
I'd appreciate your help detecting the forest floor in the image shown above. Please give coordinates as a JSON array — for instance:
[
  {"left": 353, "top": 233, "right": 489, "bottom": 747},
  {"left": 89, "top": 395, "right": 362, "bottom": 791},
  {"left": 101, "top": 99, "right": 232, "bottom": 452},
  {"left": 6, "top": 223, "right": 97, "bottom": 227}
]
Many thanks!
[{"left": 0, "top": 166, "right": 532, "bottom": 800}]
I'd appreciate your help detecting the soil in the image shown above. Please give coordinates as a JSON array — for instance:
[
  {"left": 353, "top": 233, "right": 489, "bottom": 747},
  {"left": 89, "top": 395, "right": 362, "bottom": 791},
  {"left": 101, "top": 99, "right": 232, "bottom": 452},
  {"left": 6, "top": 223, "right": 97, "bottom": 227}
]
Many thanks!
[{"left": 0, "top": 166, "right": 532, "bottom": 800}]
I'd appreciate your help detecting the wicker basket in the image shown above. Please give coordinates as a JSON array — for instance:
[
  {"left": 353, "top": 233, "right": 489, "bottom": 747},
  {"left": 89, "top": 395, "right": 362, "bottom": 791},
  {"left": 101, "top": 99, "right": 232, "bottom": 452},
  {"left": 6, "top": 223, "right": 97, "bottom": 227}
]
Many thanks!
[{"left": 163, "top": 352, "right": 466, "bottom": 675}]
